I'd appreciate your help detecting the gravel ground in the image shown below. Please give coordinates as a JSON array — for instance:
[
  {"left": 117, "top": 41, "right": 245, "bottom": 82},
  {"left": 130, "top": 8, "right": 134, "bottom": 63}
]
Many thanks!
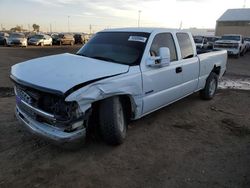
[{"left": 0, "top": 46, "right": 250, "bottom": 188}]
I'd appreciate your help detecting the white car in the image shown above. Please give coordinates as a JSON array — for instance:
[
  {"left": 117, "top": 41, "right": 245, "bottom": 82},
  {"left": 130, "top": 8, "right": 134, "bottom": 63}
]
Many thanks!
[
  {"left": 11, "top": 28, "right": 227, "bottom": 146},
  {"left": 28, "top": 34, "right": 52, "bottom": 46},
  {"left": 7, "top": 33, "right": 27, "bottom": 47},
  {"left": 214, "top": 34, "right": 246, "bottom": 57}
]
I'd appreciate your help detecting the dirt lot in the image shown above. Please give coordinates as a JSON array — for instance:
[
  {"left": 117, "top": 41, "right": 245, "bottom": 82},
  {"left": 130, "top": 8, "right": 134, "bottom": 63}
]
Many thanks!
[{"left": 0, "top": 46, "right": 250, "bottom": 188}]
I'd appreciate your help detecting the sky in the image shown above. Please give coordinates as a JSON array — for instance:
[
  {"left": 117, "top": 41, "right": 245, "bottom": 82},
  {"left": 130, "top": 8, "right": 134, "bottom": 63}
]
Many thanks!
[{"left": 0, "top": 0, "right": 249, "bottom": 33}]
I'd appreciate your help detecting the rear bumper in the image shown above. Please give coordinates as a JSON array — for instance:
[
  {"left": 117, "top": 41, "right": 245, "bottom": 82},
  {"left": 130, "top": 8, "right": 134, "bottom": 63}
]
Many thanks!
[{"left": 15, "top": 105, "right": 86, "bottom": 144}]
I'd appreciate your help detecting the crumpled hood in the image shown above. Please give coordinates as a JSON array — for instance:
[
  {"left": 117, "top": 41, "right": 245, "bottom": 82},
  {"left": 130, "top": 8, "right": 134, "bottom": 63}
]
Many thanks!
[
  {"left": 11, "top": 53, "right": 129, "bottom": 94},
  {"left": 215, "top": 40, "right": 239, "bottom": 44}
]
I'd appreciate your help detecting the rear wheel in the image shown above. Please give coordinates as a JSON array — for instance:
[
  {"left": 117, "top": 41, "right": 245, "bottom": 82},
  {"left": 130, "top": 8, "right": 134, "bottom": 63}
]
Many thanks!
[
  {"left": 200, "top": 72, "right": 218, "bottom": 100},
  {"left": 99, "top": 97, "right": 127, "bottom": 145}
]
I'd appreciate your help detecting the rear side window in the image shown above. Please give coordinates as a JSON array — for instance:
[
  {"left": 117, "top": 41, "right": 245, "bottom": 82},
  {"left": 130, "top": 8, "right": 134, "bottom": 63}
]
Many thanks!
[
  {"left": 176, "top": 33, "right": 194, "bottom": 59},
  {"left": 150, "top": 33, "right": 177, "bottom": 62}
]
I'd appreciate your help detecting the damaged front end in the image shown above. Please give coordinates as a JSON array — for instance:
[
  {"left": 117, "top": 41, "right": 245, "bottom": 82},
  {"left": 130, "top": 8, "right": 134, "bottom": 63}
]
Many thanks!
[{"left": 14, "top": 83, "right": 89, "bottom": 144}]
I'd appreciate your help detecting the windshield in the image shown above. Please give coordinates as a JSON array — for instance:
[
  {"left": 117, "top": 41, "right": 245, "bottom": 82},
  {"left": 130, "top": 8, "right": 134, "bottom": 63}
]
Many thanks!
[
  {"left": 32, "top": 35, "right": 44, "bottom": 39},
  {"left": 221, "top": 35, "right": 240, "bottom": 41},
  {"left": 244, "top": 38, "right": 250, "bottom": 41},
  {"left": 10, "top": 33, "right": 25, "bottom": 38},
  {"left": 77, "top": 32, "right": 150, "bottom": 65},
  {"left": 194, "top": 37, "right": 203, "bottom": 43},
  {"left": 58, "top": 34, "right": 64, "bottom": 38}
]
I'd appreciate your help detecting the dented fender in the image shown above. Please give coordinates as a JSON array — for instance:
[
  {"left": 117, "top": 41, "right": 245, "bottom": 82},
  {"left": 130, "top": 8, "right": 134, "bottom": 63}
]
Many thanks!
[{"left": 65, "top": 66, "right": 143, "bottom": 119}]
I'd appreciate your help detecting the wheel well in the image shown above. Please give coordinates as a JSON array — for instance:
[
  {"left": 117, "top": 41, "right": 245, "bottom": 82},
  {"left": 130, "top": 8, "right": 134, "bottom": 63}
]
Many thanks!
[
  {"left": 119, "top": 95, "right": 133, "bottom": 121},
  {"left": 212, "top": 66, "right": 221, "bottom": 75},
  {"left": 91, "top": 95, "right": 133, "bottom": 121}
]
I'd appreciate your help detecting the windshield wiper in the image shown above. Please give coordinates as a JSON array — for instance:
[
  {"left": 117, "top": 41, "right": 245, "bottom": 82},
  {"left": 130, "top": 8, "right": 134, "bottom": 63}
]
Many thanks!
[{"left": 90, "top": 56, "right": 120, "bottom": 63}]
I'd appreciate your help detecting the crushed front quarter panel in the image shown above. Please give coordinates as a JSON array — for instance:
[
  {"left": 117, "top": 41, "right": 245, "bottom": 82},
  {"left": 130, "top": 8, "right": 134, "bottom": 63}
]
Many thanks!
[{"left": 65, "top": 66, "right": 143, "bottom": 119}]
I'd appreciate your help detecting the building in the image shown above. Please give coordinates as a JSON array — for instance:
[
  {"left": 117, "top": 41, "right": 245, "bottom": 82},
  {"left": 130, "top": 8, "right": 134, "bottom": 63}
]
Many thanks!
[{"left": 215, "top": 8, "right": 250, "bottom": 37}]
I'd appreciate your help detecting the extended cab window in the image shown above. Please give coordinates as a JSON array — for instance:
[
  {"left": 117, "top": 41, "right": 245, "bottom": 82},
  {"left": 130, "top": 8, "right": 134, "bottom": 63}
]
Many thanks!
[
  {"left": 176, "top": 33, "right": 194, "bottom": 59},
  {"left": 150, "top": 33, "right": 177, "bottom": 62}
]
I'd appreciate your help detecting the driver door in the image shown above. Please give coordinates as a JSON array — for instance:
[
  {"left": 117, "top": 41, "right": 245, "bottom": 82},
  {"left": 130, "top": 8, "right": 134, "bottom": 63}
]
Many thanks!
[{"left": 142, "top": 33, "right": 183, "bottom": 114}]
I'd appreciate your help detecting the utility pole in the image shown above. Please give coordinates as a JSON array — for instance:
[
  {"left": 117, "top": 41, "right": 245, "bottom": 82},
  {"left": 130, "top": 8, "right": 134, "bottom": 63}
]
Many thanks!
[
  {"left": 89, "top": 24, "right": 92, "bottom": 34},
  {"left": 138, "top": 10, "right": 142, "bottom": 27},
  {"left": 50, "top": 23, "right": 52, "bottom": 33},
  {"left": 68, "top": 16, "right": 70, "bottom": 32},
  {"left": 243, "top": 0, "right": 246, "bottom": 8},
  {"left": 179, "top": 21, "right": 183, "bottom": 29}
]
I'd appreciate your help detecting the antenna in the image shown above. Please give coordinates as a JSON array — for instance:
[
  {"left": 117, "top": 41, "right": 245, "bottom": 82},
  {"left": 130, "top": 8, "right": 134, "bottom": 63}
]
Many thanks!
[{"left": 179, "top": 21, "right": 183, "bottom": 29}]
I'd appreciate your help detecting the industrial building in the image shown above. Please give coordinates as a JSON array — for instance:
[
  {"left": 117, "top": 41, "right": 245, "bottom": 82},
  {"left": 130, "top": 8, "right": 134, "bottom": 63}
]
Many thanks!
[{"left": 215, "top": 8, "right": 250, "bottom": 37}]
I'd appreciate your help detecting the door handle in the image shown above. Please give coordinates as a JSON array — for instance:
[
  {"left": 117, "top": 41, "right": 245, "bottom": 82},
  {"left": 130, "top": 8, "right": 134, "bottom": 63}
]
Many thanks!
[{"left": 176, "top": 67, "right": 182, "bottom": 73}]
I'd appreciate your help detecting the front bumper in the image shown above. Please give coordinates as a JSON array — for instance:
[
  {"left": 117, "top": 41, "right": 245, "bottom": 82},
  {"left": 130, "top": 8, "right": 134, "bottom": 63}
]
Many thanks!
[
  {"left": 214, "top": 47, "right": 239, "bottom": 55},
  {"left": 7, "top": 41, "right": 26, "bottom": 47},
  {"left": 15, "top": 105, "right": 86, "bottom": 144},
  {"left": 28, "top": 41, "right": 39, "bottom": 45}
]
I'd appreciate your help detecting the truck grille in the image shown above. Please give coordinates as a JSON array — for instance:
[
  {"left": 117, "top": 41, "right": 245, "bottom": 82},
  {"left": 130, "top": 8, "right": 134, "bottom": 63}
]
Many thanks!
[{"left": 214, "top": 43, "right": 238, "bottom": 49}]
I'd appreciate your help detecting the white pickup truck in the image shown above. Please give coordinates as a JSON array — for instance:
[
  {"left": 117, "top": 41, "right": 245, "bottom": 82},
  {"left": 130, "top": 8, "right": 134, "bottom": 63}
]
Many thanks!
[
  {"left": 11, "top": 28, "right": 227, "bottom": 146},
  {"left": 214, "top": 34, "right": 246, "bottom": 57}
]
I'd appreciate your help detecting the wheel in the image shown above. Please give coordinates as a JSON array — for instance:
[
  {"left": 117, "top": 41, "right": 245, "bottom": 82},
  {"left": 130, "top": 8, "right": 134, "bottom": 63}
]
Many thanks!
[
  {"left": 200, "top": 72, "right": 218, "bottom": 100},
  {"left": 99, "top": 97, "right": 127, "bottom": 145},
  {"left": 3, "top": 39, "right": 7, "bottom": 46},
  {"left": 236, "top": 52, "right": 240, "bottom": 58}
]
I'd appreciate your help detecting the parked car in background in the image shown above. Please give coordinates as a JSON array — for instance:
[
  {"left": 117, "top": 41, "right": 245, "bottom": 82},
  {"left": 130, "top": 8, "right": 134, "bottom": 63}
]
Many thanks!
[
  {"left": 214, "top": 34, "right": 246, "bottom": 57},
  {"left": 54, "top": 33, "right": 75, "bottom": 45},
  {"left": 194, "top": 36, "right": 209, "bottom": 49},
  {"left": 74, "top": 33, "right": 85, "bottom": 44},
  {"left": 28, "top": 34, "right": 52, "bottom": 46},
  {"left": 0, "top": 32, "right": 9, "bottom": 46},
  {"left": 205, "top": 36, "right": 220, "bottom": 49},
  {"left": 7, "top": 33, "right": 27, "bottom": 47},
  {"left": 51, "top": 33, "right": 59, "bottom": 45},
  {"left": 244, "top": 37, "right": 250, "bottom": 51}
]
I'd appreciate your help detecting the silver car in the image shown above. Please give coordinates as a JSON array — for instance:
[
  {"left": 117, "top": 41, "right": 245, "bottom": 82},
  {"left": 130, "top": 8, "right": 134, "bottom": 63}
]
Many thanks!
[
  {"left": 7, "top": 33, "right": 27, "bottom": 47},
  {"left": 28, "top": 34, "right": 52, "bottom": 46}
]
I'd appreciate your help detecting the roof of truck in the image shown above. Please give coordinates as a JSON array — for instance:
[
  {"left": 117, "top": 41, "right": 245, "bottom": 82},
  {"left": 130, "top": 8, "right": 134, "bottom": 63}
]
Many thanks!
[{"left": 102, "top": 27, "right": 183, "bottom": 33}]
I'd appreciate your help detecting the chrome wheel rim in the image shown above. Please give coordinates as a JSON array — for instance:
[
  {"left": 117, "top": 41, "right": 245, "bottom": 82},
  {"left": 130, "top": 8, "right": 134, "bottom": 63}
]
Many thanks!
[
  {"left": 117, "top": 106, "right": 125, "bottom": 132},
  {"left": 209, "top": 79, "right": 216, "bottom": 96}
]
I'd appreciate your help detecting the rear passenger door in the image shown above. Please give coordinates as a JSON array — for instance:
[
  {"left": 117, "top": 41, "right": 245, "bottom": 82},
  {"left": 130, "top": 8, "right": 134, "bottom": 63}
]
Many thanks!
[
  {"left": 142, "top": 33, "right": 183, "bottom": 114},
  {"left": 176, "top": 33, "right": 199, "bottom": 96}
]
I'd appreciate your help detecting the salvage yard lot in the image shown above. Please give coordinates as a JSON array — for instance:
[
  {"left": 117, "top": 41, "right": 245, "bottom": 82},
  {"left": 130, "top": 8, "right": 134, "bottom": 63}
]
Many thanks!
[{"left": 0, "top": 46, "right": 250, "bottom": 188}]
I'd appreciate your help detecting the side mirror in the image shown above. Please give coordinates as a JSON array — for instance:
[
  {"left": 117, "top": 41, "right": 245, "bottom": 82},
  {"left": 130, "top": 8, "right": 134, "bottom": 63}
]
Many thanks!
[{"left": 147, "top": 47, "right": 171, "bottom": 67}]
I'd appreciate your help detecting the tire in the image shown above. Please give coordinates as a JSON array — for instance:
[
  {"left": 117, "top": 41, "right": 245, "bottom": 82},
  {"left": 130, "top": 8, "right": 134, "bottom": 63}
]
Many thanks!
[
  {"left": 236, "top": 52, "right": 240, "bottom": 58},
  {"left": 200, "top": 72, "right": 218, "bottom": 100},
  {"left": 3, "top": 39, "right": 7, "bottom": 46},
  {"left": 99, "top": 97, "right": 127, "bottom": 145}
]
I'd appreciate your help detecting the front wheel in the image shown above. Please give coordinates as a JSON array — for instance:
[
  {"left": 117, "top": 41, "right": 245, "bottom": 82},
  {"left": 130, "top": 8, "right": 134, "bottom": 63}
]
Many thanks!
[
  {"left": 200, "top": 72, "right": 218, "bottom": 100},
  {"left": 99, "top": 97, "right": 127, "bottom": 145}
]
